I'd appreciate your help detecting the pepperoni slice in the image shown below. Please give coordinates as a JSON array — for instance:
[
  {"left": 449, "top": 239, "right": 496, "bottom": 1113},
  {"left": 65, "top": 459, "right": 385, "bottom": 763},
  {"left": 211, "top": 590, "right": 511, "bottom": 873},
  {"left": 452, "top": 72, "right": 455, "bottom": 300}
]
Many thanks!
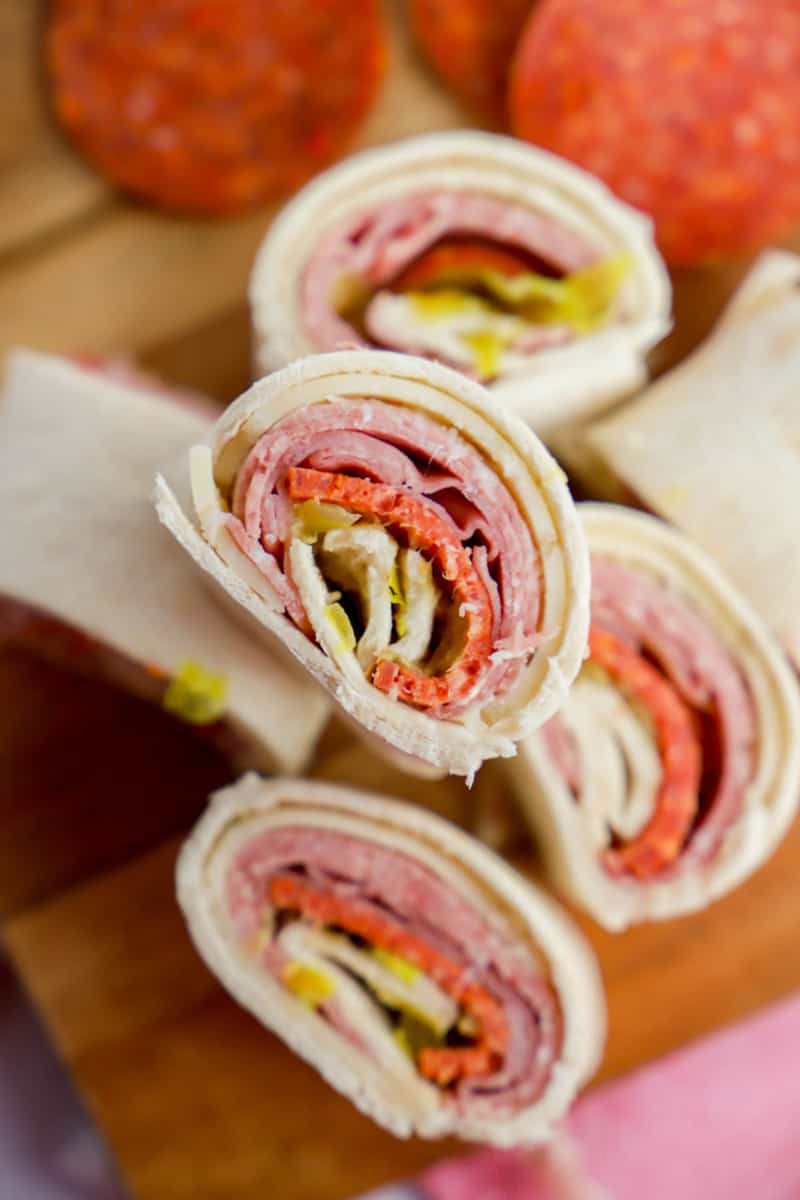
[
  {"left": 46, "top": 0, "right": 387, "bottom": 215},
  {"left": 392, "top": 238, "right": 531, "bottom": 291},
  {"left": 589, "top": 626, "right": 702, "bottom": 879},
  {"left": 286, "top": 467, "right": 495, "bottom": 713},
  {"left": 269, "top": 874, "right": 508, "bottom": 1084},
  {"left": 410, "top": 0, "right": 532, "bottom": 125},
  {"left": 509, "top": 0, "right": 800, "bottom": 264}
]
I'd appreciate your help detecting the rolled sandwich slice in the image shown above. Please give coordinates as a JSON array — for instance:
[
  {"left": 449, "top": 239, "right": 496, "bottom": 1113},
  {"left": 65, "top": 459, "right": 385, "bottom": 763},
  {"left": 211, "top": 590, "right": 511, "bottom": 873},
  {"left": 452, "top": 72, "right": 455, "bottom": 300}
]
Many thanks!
[
  {"left": 177, "top": 775, "right": 605, "bottom": 1144},
  {"left": 155, "top": 350, "right": 590, "bottom": 778},
  {"left": 0, "top": 349, "right": 329, "bottom": 774},
  {"left": 508, "top": 504, "right": 800, "bottom": 930},
  {"left": 250, "top": 131, "right": 671, "bottom": 434},
  {"left": 562, "top": 250, "right": 800, "bottom": 670}
]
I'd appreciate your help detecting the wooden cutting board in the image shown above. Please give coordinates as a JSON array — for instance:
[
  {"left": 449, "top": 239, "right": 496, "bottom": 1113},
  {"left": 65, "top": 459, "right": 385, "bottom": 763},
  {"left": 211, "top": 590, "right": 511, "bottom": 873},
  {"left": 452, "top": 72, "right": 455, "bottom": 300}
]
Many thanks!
[{"left": 3, "top": 4, "right": 800, "bottom": 1199}]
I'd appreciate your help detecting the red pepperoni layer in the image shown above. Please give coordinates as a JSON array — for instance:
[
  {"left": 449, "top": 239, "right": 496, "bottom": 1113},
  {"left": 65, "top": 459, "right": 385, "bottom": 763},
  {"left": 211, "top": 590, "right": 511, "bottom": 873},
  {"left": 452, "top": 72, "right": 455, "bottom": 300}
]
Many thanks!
[
  {"left": 286, "top": 467, "right": 495, "bottom": 713},
  {"left": 227, "top": 398, "right": 543, "bottom": 720},
  {"left": 392, "top": 238, "right": 532, "bottom": 291},
  {"left": 270, "top": 874, "right": 508, "bottom": 1085},
  {"left": 227, "top": 822, "right": 562, "bottom": 1108},
  {"left": 543, "top": 554, "right": 756, "bottom": 878},
  {"left": 47, "top": 0, "right": 387, "bottom": 215},
  {"left": 510, "top": 0, "right": 800, "bottom": 264},
  {"left": 589, "top": 626, "right": 702, "bottom": 879}
]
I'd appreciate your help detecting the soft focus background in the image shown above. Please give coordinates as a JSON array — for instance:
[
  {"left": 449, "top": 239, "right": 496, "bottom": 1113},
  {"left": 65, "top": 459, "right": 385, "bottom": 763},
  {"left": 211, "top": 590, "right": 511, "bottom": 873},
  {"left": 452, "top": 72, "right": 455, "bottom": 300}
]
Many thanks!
[{"left": 2, "top": 2, "right": 800, "bottom": 1198}]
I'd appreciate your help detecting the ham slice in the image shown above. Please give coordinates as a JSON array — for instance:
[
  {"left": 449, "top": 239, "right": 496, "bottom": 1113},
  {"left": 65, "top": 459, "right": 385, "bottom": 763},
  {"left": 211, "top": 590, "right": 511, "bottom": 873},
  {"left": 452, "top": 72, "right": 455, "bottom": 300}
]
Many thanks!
[
  {"left": 508, "top": 504, "right": 800, "bottom": 929},
  {"left": 176, "top": 775, "right": 605, "bottom": 1143},
  {"left": 300, "top": 190, "right": 597, "bottom": 355}
]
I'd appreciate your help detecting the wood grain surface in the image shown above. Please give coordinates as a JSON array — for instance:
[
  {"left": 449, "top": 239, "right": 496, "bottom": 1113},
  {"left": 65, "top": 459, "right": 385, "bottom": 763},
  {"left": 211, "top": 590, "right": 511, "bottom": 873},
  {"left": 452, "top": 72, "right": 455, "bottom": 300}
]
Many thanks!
[
  {"left": 5, "top": 737, "right": 800, "bottom": 1200},
  {"left": 2, "top": 3, "right": 800, "bottom": 1199}
]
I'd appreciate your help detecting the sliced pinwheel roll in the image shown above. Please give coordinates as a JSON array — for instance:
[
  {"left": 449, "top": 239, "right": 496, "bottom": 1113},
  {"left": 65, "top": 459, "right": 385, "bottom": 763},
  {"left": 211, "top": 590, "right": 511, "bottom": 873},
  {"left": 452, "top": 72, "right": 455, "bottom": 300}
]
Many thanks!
[
  {"left": 509, "top": 504, "right": 800, "bottom": 930},
  {"left": 177, "top": 775, "right": 605, "bottom": 1144},
  {"left": 562, "top": 250, "right": 800, "bottom": 670},
  {"left": 250, "top": 131, "right": 671, "bottom": 434},
  {"left": 155, "top": 350, "right": 590, "bottom": 777},
  {"left": 0, "top": 349, "right": 329, "bottom": 774}
]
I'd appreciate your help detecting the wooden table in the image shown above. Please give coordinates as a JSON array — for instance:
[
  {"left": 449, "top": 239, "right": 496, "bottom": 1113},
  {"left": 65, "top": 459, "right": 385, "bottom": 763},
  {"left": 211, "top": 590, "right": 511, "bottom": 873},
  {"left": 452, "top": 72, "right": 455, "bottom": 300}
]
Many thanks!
[{"left": 3, "top": 4, "right": 800, "bottom": 1198}]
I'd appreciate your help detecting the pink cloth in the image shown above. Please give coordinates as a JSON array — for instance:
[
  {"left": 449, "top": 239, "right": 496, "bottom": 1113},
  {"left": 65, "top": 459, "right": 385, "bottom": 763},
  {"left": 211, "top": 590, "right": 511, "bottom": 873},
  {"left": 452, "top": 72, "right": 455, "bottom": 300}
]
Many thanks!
[
  {"left": 370, "top": 991, "right": 800, "bottom": 1200},
  {"left": 0, "top": 958, "right": 127, "bottom": 1199}
]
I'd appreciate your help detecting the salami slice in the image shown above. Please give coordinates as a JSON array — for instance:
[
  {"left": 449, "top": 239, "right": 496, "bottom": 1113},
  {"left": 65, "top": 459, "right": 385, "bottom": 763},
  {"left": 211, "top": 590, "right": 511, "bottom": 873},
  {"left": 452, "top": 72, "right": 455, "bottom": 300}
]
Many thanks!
[
  {"left": 410, "top": 0, "right": 532, "bottom": 124},
  {"left": 46, "top": 0, "right": 387, "bottom": 214},
  {"left": 509, "top": 0, "right": 800, "bottom": 264}
]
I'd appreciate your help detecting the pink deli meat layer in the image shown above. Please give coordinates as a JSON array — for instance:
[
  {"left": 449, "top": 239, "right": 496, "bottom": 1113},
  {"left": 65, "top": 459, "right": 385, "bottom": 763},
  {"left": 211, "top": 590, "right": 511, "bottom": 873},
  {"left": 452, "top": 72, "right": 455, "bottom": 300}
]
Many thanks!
[
  {"left": 544, "top": 556, "right": 756, "bottom": 872},
  {"left": 226, "top": 825, "right": 562, "bottom": 1113},
  {"left": 226, "top": 398, "right": 543, "bottom": 717},
  {"left": 300, "top": 192, "right": 599, "bottom": 357}
]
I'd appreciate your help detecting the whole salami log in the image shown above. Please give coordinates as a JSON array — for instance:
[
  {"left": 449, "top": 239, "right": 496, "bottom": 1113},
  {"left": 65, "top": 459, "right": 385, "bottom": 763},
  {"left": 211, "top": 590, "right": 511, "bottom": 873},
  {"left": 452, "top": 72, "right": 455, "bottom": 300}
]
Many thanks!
[
  {"left": 508, "top": 504, "right": 800, "bottom": 929},
  {"left": 177, "top": 775, "right": 605, "bottom": 1143},
  {"left": 250, "top": 132, "right": 670, "bottom": 435},
  {"left": 155, "top": 350, "right": 590, "bottom": 777}
]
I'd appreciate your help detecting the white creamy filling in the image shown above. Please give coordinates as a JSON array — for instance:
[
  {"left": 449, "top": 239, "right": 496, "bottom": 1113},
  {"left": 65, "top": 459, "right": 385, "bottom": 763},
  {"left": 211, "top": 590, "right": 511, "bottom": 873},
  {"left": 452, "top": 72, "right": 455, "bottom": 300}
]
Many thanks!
[
  {"left": 291, "top": 514, "right": 449, "bottom": 688},
  {"left": 278, "top": 923, "right": 458, "bottom": 1035},
  {"left": 288, "top": 538, "right": 365, "bottom": 686},
  {"left": 365, "top": 291, "right": 532, "bottom": 378},
  {"left": 275, "top": 925, "right": 436, "bottom": 1114},
  {"left": 562, "top": 674, "right": 661, "bottom": 852},
  {"left": 391, "top": 549, "right": 437, "bottom": 666},
  {"left": 320, "top": 525, "right": 398, "bottom": 672}
]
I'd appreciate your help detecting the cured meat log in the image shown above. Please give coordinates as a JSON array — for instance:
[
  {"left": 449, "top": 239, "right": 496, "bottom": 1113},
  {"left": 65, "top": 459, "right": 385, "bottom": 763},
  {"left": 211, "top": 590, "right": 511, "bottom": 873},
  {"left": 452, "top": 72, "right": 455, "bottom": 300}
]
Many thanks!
[
  {"left": 508, "top": 505, "right": 800, "bottom": 929},
  {"left": 177, "top": 775, "right": 605, "bottom": 1142},
  {"left": 250, "top": 132, "right": 670, "bottom": 435},
  {"left": 0, "top": 350, "right": 329, "bottom": 773},
  {"left": 155, "top": 350, "right": 590, "bottom": 777}
]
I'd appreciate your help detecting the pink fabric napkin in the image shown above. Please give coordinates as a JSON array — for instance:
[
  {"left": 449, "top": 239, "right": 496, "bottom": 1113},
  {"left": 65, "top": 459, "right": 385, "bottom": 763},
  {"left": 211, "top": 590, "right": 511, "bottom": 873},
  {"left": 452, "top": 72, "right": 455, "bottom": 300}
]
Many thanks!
[
  {"left": 0, "top": 959, "right": 127, "bottom": 1199},
  {"left": 362, "top": 990, "right": 800, "bottom": 1200}
]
